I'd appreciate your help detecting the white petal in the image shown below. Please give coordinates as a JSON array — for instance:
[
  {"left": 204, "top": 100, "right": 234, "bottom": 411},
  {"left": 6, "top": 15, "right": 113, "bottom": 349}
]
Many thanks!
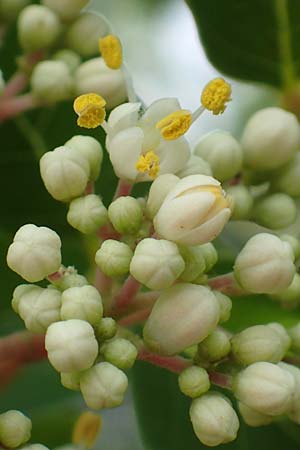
[
  {"left": 109, "top": 127, "right": 144, "bottom": 182},
  {"left": 164, "top": 174, "right": 221, "bottom": 202},
  {"left": 107, "top": 102, "right": 141, "bottom": 137},
  {"left": 156, "top": 137, "right": 190, "bottom": 175}
]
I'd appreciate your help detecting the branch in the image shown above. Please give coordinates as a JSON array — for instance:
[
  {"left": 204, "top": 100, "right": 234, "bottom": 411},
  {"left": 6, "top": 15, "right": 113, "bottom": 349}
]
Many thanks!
[
  {"left": 208, "top": 272, "right": 247, "bottom": 296},
  {"left": 112, "top": 275, "right": 141, "bottom": 314}
]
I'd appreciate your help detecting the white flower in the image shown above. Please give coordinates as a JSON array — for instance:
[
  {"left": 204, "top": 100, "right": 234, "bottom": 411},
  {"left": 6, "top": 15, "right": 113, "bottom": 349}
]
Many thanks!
[{"left": 106, "top": 99, "right": 191, "bottom": 182}]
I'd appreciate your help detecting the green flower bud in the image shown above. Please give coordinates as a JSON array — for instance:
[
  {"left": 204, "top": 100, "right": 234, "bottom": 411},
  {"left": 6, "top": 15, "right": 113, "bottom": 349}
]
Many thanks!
[
  {"left": 61, "top": 285, "right": 103, "bottom": 325},
  {"left": 45, "top": 319, "right": 98, "bottom": 372},
  {"left": 241, "top": 107, "right": 300, "bottom": 170},
  {"left": 0, "top": 0, "right": 29, "bottom": 21},
  {"left": 65, "top": 135, "right": 103, "bottom": 182},
  {"left": 53, "top": 49, "right": 81, "bottom": 73},
  {"left": 75, "top": 57, "right": 127, "bottom": 110},
  {"left": 11, "top": 284, "right": 36, "bottom": 314},
  {"left": 146, "top": 174, "right": 179, "bottom": 220},
  {"left": 80, "top": 361, "right": 128, "bottom": 409},
  {"left": 288, "top": 323, "right": 300, "bottom": 352},
  {"left": 234, "top": 233, "right": 295, "bottom": 294},
  {"left": 96, "top": 317, "right": 117, "bottom": 341},
  {"left": 101, "top": 338, "right": 137, "bottom": 369},
  {"left": 52, "top": 267, "right": 88, "bottom": 291},
  {"left": 194, "top": 131, "right": 243, "bottom": 182},
  {"left": 108, "top": 196, "right": 143, "bottom": 235},
  {"left": 40, "top": 146, "right": 90, "bottom": 202},
  {"left": 231, "top": 325, "right": 287, "bottom": 365},
  {"left": 18, "top": 5, "right": 61, "bottom": 52},
  {"left": 280, "top": 234, "right": 300, "bottom": 261},
  {"left": 176, "top": 155, "right": 212, "bottom": 178},
  {"left": 0, "top": 411, "right": 31, "bottom": 449},
  {"left": 238, "top": 402, "right": 272, "bottom": 427},
  {"left": 17, "top": 285, "right": 61, "bottom": 333},
  {"left": 31, "top": 60, "right": 74, "bottom": 103},
  {"left": 178, "top": 366, "right": 210, "bottom": 398},
  {"left": 130, "top": 238, "right": 185, "bottom": 290},
  {"left": 143, "top": 283, "right": 220, "bottom": 356},
  {"left": 214, "top": 291, "right": 232, "bottom": 323},
  {"left": 226, "top": 185, "right": 253, "bottom": 220},
  {"left": 271, "top": 153, "right": 300, "bottom": 197},
  {"left": 193, "top": 273, "right": 208, "bottom": 285},
  {"left": 233, "top": 362, "right": 295, "bottom": 416},
  {"left": 200, "top": 242, "right": 218, "bottom": 272},
  {"left": 190, "top": 392, "right": 239, "bottom": 447},
  {"left": 65, "top": 12, "right": 110, "bottom": 57},
  {"left": 67, "top": 195, "right": 108, "bottom": 234},
  {"left": 197, "top": 328, "right": 231, "bottom": 362},
  {"left": 267, "top": 323, "right": 291, "bottom": 353},
  {"left": 252, "top": 193, "right": 297, "bottom": 229},
  {"left": 95, "top": 240, "right": 133, "bottom": 277},
  {"left": 178, "top": 245, "right": 206, "bottom": 282},
  {"left": 271, "top": 273, "right": 300, "bottom": 305},
  {"left": 60, "top": 371, "right": 81, "bottom": 391},
  {"left": 42, "top": 0, "right": 90, "bottom": 22},
  {"left": 7, "top": 224, "right": 62, "bottom": 282},
  {"left": 278, "top": 362, "right": 300, "bottom": 424}
]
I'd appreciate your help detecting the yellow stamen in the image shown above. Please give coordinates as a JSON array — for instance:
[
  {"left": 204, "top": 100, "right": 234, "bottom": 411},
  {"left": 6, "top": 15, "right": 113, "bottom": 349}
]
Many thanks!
[
  {"left": 73, "top": 93, "right": 106, "bottom": 129},
  {"left": 136, "top": 150, "right": 160, "bottom": 179},
  {"left": 201, "top": 78, "right": 231, "bottom": 115},
  {"left": 72, "top": 411, "right": 102, "bottom": 449},
  {"left": 99, "top": 34, "right": 123, "bottom": 70},
  {"left": 156, "top": 110, "right": 192, "bottom": 140}
]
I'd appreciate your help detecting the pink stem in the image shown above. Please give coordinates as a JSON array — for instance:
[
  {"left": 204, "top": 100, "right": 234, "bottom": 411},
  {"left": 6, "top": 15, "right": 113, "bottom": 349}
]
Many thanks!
[
  {"left": 0, "top": 94, "right": 39, "bottom": 122},
  {"left": 138, "top": 348, "right": 192, "bottom": 373},
  {"left": 84, "top": 182, "right": 95, "bottom": 195},
  {"left": 208, "top": 370, "right": 233, "bottom": 389},
  {"left": 97, "top": 223, "right": 120, "bottom": 241},
  {"left": 1, "top": 72, "right": 28, "bottom": 99},
  {"left": 47, "top": 270, "right": 64, "bottom": 283},
  {"left": 94, "top": 267, "right": 112, "bottom": 296},
  {"left": 208, "top": 272, "right": 247, "bottom": 296},
  {"left": 131, "top": 291, "right": 160, "bottom": 310},
  {"left": 113, "top": 179, "right": 133, "bottom": 199},
  {"left": 118, "top": 308, "right": 151, "bottom": 326},
  {"left": 113, "top": 276, "right": 141, "bottom": 314}
]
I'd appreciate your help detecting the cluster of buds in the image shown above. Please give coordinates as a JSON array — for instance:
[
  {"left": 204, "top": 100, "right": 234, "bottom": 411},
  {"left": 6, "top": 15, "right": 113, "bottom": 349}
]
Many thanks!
[{"left": 3, "top": 0, "right": 300, "bottom": 448}]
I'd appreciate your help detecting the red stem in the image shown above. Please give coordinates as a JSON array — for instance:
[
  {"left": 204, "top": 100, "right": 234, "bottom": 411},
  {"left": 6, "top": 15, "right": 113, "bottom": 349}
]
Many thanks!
[
  {"left": 138, "top": 348, "right": 192, "bottom": 373},
  {"left": 0, "top": 94, "right": 39, "bottom": 122},
  {"left": 113, "top": 180, "right": 133, "bottom": 199},
  {"left": 97, "top": 223, "right": 120, "bottom": 241},
  {"left": 208, "top": 370, "right": 232, "bottom": 389},
  {"left": 208, "top": 272, "right": 247, "bottom": 296},
  {"left": 118, "top": 308, "right": 151, "bottom": 326},
  {"left": 113, "top": 276, "right": 141, "bottom": 314}
]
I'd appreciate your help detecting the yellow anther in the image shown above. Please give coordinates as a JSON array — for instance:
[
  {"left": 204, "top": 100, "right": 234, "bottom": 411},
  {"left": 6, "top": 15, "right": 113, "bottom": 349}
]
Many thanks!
[
  {"left": 72, "top": 411, "right": 102, "bottom": 450},
  {"left": 136, "top": 150, "right": 160, "bottom": 179},
  {"left": 99, "top": 34, "right": 123, "bottom": 70},
  {"left": 201, "top": 78, "right": 231, "bottom": 115},
  {"left": 156, "top": 110, "right": 192, "bottom": 140},
  {"left": 73, "top": 93, "right": 106, "bottom": 129}
]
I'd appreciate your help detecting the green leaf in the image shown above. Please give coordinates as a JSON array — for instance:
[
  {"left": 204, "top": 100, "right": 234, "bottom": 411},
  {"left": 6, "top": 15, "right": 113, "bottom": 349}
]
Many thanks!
[{"left": 186, "top": 0, "right": 300, "bottom": 88}]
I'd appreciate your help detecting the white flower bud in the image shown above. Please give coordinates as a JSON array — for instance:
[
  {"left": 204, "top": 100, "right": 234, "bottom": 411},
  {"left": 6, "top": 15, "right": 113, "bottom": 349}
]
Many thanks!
[
  {"left": 52, "top": 267, "right": 88, "bottom": 291},
  {"left": 233, "top": 362, "right": 295, "bottom": 416},
  {"left": 42, "top": 0, "right": 90, "bottom": 22},
  {"left": 238, "top": 403, "right": 272, "bottom": 427},
  {"left": 241, "top": 107, "right": 300, "bottom": 170},
  {"left": 96, "top": 317, "right": 117, "bottom": 341},
  {"left": 194, "top": 131, "right": 243, "bottom": 182},
  {"left": 31, "top": 61, "right": 74, "bottom": 103},
  {"left": 11, "top": 284, "right": 36, "bottom": 313},
  {"left": 178, "top": 366, "right": 210, "bottom": 398},
  {"left": 74, "top": 57, "right": 127, "bottom": 110},
  {"left": 40, "top": 146, "right": 90, "bottom": 202},
  {"left": 200, "top": 242, "right": 218, "bottom": 272},
  {"left": 214, "top": 291, "right": 232, "bottom": 323},
  {"left": 178, "top": 245, "right": 206, "bottom": 282},
  {"left": 253, "top": 193, "right": 297, "bottom": 229},
  {"left": 0, "top": 410, "right": 31, "bottom": 449},
  {"left": 95, "top": 240, "right": 133, "bottom": 277},
  {"left": 278, "top": 362, "right": 300, "bottom": 424},
  {"left": 67, "top": 195, "right": 108, "bottom": 234},
  {"left": 176, "top": 155, "right": 212, "bottom": 178},
  {"left": 108, "top": 196, "right": 143, "bottom": 235},
  {"left": 60, "top": 371, "right": 81, "bottom": 391},
  {"left": 190, "top": 392, "right": 239, "bottom": 447},
  {"left": 65, "top": 12, "right": 110, "bottom": 57},
  {"left": 101, "top": 338, "right": 137, "bottom": 369},
  {"left": 197, "top": 328, "right": 231, "bottom": 362},
  {"left": 130, "top": 238, "right": 185, "bottom": 290},
  {"left": 17, "top": 286, "right": 61, "bottom": 333},
  {"left": 53, "top": 49, "right": 81, "bottom": 73},
  {"left": 45, "top": 319, "right": 98, "bottom": 372},
  {"left": 22, "top": 445, "right": 49, "bottom": 450},
  {"left": 7, "top": 224, "right": 62, "bottom": 282},
  {"left": 154, "top": 175, "right": 231, "bottom": 246},
  {"left": 271, "top": 153, "right": 300, "bottom": 197},
  {"left": 61, "top": 285, "right": 103, "bottom": 325},
  {"left": 268, "top": 322, "right": 291, "bottom": 353},
  {"left": 146, "top": 174, "right": 179, "bottom": 220},
  {"left": 65, "top": 135, "right": 103, "bottom": 181},
  {"left": 0, "top": 0, "right": 29, "bottom": 21},
  {"left": 271, "top": 273, "right": 300, "bottom": 305},
  {"left": 18, "top": 5, "right": 61, "bottom": 52},
  {"left": 80, "top": 362, "right": 128, "bottom": 409},
  {"left": 234, "top": 233, "right": 295, "bottom": 294},
  {"left": 280, "top": 234, "right": 300, "bottom": 261},
  {"left": 226, "top": 185, "right": 253, "bottom": 220},
  {"left": 231, "top": 325, "right": 287, "bottom": 365},
  {"left": 143, "top": 283, "right": 220, "bottom": 356}
]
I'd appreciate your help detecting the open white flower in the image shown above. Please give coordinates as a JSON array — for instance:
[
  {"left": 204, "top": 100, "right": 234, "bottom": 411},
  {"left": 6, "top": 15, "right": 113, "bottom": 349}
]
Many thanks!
[{"left": 105, "top": 99, "right": 191, "bottom": 182}]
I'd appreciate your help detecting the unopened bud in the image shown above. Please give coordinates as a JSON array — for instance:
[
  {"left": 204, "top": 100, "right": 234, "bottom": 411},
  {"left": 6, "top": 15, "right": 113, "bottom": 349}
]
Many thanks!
[
  {"left": 7, "top": 224, "right": 62, "bottom": 282},
  {"left": 67, "top": 195, "right": 108, "bottom": 234},
  {"left": 0, "top": 0, "right": 29, "bottom": 21},
  {"left": 95, "top": 240, "right": 133, "bottom": 277},
  {"left": 11, "top": 284, "right": 36, "bottom": 313},
  {"left": 253, "top": 193, "right": 297, "bottom": 229},
  {"left": 178, "top": 366, "right": 210, "bottom": 398},
  {"left": 80, "top": 361, "right": 128, "bottom": 409},
  {"left": 42, "top": 0, "right": 90, "bottom": 22},
  {"left": 271, "top": 153, "right": 300, "bottom": 197},
  {"left": 176, "top": 155, "right": 212, "bottom": 178},
  {"left": 0, "top": 411, "right": 31, "bottom": 449},
  {"left": 234, "top": 233, "right": 295, "bottom": 294},
  {"left": 52, "top": 267, "right": 88, "bottom": 291},
  {"left": 280, "top": 234, "right": 300, "bottom": 261},
  {"left": 65, "top": 135, "right": 103, "bottom": 181},
  {"left": 271, "top": 273, "right": 300, "bottom": 306},
  {"left": 53, "top": 49, "right": 81, "bottom": 73},
  {"left": 190, "top": 392, "right": 239, "bottom": 447},
  {"left": 101, "top": 338, "right": 137, "bottom": 369},
  {"left": 108, "top": 196, "right": 143, "bottom": 235},
  {"left": 197, "top": 328, "right": 231, "bottom": 362},
  {"left": 60, "top": 371, "right": 81, "bottom": 391},
  {"left": 61, "top": 285, "right": 103, "bottom": 325},
  {"left": 278, "top": 362, "right": 300, "bottom": 424},
  {"left": 267, "top": 323, "right": 291, "bottom": 353},
  {"left": 178, "top": 245, "right": 206, "bottom": 282},
  {"left": 130, "top": 238, "right": 185, "bottom": 289},
  {"left": 145, "top": 174, "right": 179, "bottom": 220},
  {"left": 226, "top": 185, "right": 253, "bottom": 220},
  {"left": 96, "top": 317, "right": 117, "bottom": 341},
  {"left": 31, "top": 60, "right": 74, "bottom": 103},
  {"left": 21, "top": 445, "right": 49, "bottom": 450},
  {"left": 200, "top": 242, "right": 218, "bottom": 272},
  {"left": 214, "top": 291, "right": 232, "bottom": 323},
  {"left": 45, "top": 319, "right": 98, "bottom": 372},
  {"left": 238, "top": 402, "right": 272, "bottom": 427}
]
